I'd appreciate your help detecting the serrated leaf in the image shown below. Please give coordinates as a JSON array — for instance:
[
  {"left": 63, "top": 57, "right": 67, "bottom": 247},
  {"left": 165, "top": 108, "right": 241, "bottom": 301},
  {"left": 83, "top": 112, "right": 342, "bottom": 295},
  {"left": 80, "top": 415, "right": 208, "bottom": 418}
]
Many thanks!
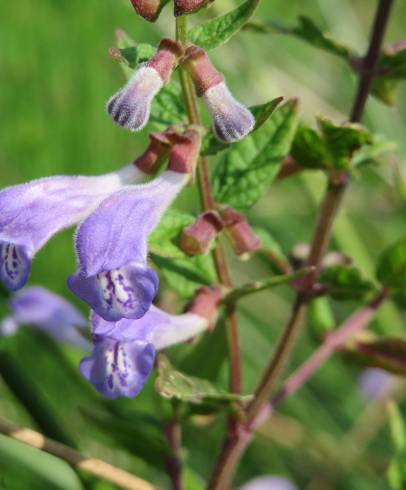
[
  {"left": 342, "top": 336, "right": 406, "bottom": 377},
  {"left": 188, "top": 0, "right": 260, "bottom": 51},
  {"left": 317, "top": 116, "right": 372, "bottom": 170},
  {"left": 377, "top": 237, "right": 406, "bottom": 290},
  {"left": 249, "top": 16, "right": 354, "bottom": 59},
  {"left": 201, "top": 97, "right": 283, "bottom": 156},
  {"left": 387, "top": 401, "right": 406, "bottom": 490},
  {"left": 319, "top": 265, "right": 375, "bottom": 301},
  {"left": 213, "top": 99, "right": 299, "bottom": 210},
  {"left": 291, "top": 125, "right": 329, "bottom": 169},
  {"left": 149, "top": 210, "right": 194, "bottom": 259},
  {"left": 152, "top": 254, "right": 216, "bottom": 298},
  {"left": 155, "top": 355, "right": 252, "bottom": 406}
]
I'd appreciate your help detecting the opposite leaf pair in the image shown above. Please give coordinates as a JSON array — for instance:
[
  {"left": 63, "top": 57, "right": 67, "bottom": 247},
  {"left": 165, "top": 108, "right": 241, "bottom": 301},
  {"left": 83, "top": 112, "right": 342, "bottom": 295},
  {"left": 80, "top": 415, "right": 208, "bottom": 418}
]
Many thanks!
[{"left": 107, "top": 38, "right": 254, "bottom": 143}]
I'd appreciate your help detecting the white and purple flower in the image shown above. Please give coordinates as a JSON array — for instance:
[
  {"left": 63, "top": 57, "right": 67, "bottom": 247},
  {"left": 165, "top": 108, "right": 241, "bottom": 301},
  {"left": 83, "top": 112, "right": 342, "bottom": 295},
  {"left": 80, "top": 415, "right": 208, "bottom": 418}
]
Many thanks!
[
  {"left": 0, "top": 164, "right": 147, "bottom": 291},
  {"left": 80, "top": 306, "right": 209, "bottom": 399},
  {"left": 0, "top": 286, "right": 91, "bottom": 351}
]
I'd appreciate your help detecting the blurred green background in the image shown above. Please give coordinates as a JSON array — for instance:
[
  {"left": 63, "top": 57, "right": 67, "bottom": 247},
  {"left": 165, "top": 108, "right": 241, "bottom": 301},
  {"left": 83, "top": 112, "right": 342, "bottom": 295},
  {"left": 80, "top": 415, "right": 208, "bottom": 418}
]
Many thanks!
[{"left": 0, "top": 0, "right": 405, "bottom": 489}]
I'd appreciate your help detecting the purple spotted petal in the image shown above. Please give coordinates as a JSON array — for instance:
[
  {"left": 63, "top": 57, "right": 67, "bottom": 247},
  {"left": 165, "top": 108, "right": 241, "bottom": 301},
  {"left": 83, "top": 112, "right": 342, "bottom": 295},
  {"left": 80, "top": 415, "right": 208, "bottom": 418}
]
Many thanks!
[
  {"left": 68, "top": 262, "right": 158, "bottom": 322},
  {"left": 3, "top": 286, "right": 91, "bottom": 350},
  {"left": 240, "top": 476, "right": 298, "bottom": 490},
  {"left": 91, "top": 305, "right": 208, "bottom": 346},
  {"left": 203, "top": 82, "right": 254, "bottom": 143},
  {"left": 80, "top": 337, "right": 155, "bottom": 399},
  {"left": 68, "top": 171, "right": 188, "bottom": 320},
  {"left": 107, "top": 67, "right": 163, "bottom": 132},
  {"left": 0, "top": 165, "right": 146, "bottom": 291}
]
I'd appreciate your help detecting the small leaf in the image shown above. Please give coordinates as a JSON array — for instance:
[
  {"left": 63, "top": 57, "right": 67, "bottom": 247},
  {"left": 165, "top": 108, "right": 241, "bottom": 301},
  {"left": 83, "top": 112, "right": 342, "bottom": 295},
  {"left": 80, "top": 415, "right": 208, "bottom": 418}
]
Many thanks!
[
  {"left": 201, "top": 97, "right": 283, "bottom": 156},
  {"left": 377, "top": 237, "right": 406, "bottom": 289},
  {"left": 119, "top": 44, "right": 156, "bottom": 69},
  {"left": 149, "top": 210, "right": 194, "bottom": 259},
  {"left": 319, "top": 265, "right": 375, "bottom": 301},
  {"left": 291, "top": 125, "right": 329, "bottom": 169},
  {"left": 308, "top": 296, "right": 335, "bottom": 341},
  {"left": 377, "top": 43, "right": 406, "bottom": 80},
  {"left": 152, "top": 254, "right": 216, "bottom": 298},
  {"left": 247, "top": 16, "right": 354, "bottom": 59},
  {"left": 188, "top": 0, "right": 260, "bottom": 51},
  {"left": 155, "top": 355, "right": 252, "bottom": 406},
  {"left": 342, "top": 336, "right": 406, "bottom": 377},
  {"left": 213, "top": 99, "right": 299, "bottom": 210},
  {"left": 317, "top": 116, "right": 372, "bottom": 170},
  {"left": 351, "top": 134, "right": 397, "bottom": 167},
  {"left": 371, "top": 77, "right": 398, "bottom": 106},
  {"left": 387, "top": 401, "right": 406, "bottom": 490}
]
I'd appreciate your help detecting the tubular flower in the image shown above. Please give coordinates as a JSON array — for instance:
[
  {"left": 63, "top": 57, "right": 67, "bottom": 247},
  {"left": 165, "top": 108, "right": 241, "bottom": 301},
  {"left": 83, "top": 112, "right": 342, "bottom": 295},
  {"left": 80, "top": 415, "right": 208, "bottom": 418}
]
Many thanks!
[
  {"left": 68, "top": 170, "right": 189, "bottom": 322},
  {"left": 184, "top": 46, "right": 254, "bottom": 142},
  {"left": 240, "top": 476, "right": 298, "bottom": 490},
  {"left": 80, "top": 306, "right": 209, "bottom": 399},
  {"left": 0, "top": 165, "right": 147, "bottom": 291},
  {"left": 174, "top": 0, "right": 213, "bottom": 16},
  {"left": 0, "top": 286, "right": 91, "bottom": 351},
  {"left": 129, "top": 0, "right": 169, "bottom": 22},
  {"left": 107, "top": 38, "right": 183, "bottom": 132}
]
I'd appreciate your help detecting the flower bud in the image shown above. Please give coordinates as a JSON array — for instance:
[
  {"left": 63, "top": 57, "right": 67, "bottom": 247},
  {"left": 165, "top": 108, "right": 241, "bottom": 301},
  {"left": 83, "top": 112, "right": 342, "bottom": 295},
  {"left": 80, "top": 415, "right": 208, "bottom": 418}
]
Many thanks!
[
  {"left": 220, "top": 207, "right": 261, "bottom": 258},
  {"left": 130, "top": 0, "right": 169, "bottom": 22},
  {"left": 180, "top": 211, "right": 223, "bottom": 256},
  {"left": 183, "top": 46, "right": 254, "bottom": 142},
  {"left": 167, "top": 128, "right": 202, "bottom": 174},
  {"left": 133, "top": 131, "right": 172, "bottom": 174},
  {"left": 187, "top": 286, "right": 222, "bottom": 330},
  {"left": 107, "top": 38, "right": 183, "bottom": 132},
  {"left": 174, "top": 0, "right": 213, "bottom": 16}
]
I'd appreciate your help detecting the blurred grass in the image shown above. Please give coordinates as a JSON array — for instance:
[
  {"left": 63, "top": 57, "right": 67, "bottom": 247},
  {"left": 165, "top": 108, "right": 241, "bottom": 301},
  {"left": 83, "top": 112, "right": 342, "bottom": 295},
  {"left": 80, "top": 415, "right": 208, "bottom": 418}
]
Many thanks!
[{"left": 0, "top": 0, "right": 405, "bottom": 489}]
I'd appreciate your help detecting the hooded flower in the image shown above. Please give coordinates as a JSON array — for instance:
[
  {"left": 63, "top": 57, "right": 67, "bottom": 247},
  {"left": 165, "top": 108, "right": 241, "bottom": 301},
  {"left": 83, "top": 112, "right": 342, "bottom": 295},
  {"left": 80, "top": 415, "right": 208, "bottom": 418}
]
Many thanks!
[
  {"left": 0, "top": 165, "right": 147, "bottom": 291},
  {"left": 80, "top": 306, "right": 208, "bottom": 399},
  {"left": 0, "top": 286, "right": 91, "bottom": 351},
  {"left": 184, "top": 46, "right": 254, "bottom": 143},
  {"left": 130, "top": 0, "right": 169, "bottom": 22},
  {"left": 107, "top": 38, "right": 183, "bottom": 132},
  {"left": 68, "top": 170, "right": 189, "bottom": 321},
  {"left": 240, "top": 476, "right": 298, "bottom": 490},
  {"left": 174, "top": 0, "right": 214, "bottom": 16}
]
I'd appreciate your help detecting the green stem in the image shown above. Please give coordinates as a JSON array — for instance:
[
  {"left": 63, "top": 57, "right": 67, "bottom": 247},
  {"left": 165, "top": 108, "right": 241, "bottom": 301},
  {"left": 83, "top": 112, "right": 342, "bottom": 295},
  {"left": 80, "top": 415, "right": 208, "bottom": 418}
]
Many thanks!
[{"left": 175, "top": 16, "right": 242, "bottom": 395}]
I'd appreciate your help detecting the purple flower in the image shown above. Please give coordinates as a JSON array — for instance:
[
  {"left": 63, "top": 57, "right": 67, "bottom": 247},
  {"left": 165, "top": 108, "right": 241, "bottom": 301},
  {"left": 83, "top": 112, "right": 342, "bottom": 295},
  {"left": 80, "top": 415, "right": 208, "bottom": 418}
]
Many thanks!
[
  {"left": 107, "top": 38, "right": 183, "bottom": 132},
  {"left": 80, "top": 306, "right": 208, "bottom": 399},
  {"left": 68, "top": 170, "right": 189, "bottom": 321},
  {"left": 0, "top": 286, "right": 91, "bottom": 351},
  {"left": 358, "top": 368, "right": 394, "bottom": 400},
  {"left": 0, "top": 164, "right": 147, "bottom": 291},
  {"left": 240, "top": 476, "right": 298, "bottom": 490}
]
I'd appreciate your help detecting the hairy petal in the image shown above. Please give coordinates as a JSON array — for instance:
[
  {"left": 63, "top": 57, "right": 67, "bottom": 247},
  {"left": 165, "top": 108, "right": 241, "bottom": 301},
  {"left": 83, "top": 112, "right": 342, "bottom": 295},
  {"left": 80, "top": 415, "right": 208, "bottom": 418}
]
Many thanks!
[{"left": 80, "top": 337, "right": 155, "bottom": 399}]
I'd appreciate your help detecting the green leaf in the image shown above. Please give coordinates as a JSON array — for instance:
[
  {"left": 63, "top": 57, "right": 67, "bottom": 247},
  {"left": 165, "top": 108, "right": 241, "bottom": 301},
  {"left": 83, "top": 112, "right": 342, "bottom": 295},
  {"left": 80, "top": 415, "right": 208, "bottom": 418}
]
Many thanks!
[
  {"left": 248, "top": 16, "right": 354, "bottom": 59},
  {"left": 119, "top": 44, "right": 156, "bottom": 69},
  {"left": 155, "top": 355, "right": 252, "bottom": 406},
  {"left": 387, "top": 401, "right": 406, "bottom": 490},
  {"left": 377, "top": 44, "right": 406, "bottom": 80},
  {"left": 291, "top": 125, "right": 329, "bottom": 169},
  {"left": 319, "top": 265, "right": 375, "bottom": 301},
  {"left": 188, "top": 0, "right": 260, "bottom": 51},
  {"left": 317, "top": 116, "right": 372, "bottom": 170},
  {"left": 351, "top": 133, "right": 397, "bottom": 167},
  {"left": 371, "top": 77, "right": 398, "bottom": 106},
  {"left": 308, "top": 296, "right": 335, "bottom": 341},
  {"left": 201, "top": 97, "right": 283, "bottom": 156},
  {"left": 0, "top": 433, "right": 82, "bottom": 490},
  {"left": 254, "top": 226, "right": 290, "bottom": 273},
  {"left": 213, "top": 99, "right": 299, "bottom": 210},
  {"left": 376, "top": 237, "right": 406, "bottom": 289},
  {"left": 342, "top": 336, "right": 406, "bottom": 377},
  {"left": 152, "top": 254, "right": 216, "bottom": 298},
  {"left": 149, "top": 210, "right": 194, "bottom": 259}
]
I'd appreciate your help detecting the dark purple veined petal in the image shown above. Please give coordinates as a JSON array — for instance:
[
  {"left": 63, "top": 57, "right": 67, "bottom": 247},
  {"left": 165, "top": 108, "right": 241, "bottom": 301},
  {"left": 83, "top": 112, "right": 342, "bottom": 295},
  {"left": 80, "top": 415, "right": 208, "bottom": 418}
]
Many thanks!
[
  {"left": 0, "top": 243, "right": 31, "bottom": 291},
  {"left": 80, "top": 337, "right": 155, "bottom": 399},
  {"left": 68, "top": 262, "right": 159, "bottom": 322}
]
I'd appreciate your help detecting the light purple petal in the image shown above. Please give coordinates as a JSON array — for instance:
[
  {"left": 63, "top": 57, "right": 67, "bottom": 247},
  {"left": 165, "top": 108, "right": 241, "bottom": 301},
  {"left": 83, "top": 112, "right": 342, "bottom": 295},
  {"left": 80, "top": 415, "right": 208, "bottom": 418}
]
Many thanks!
[
  {"left": 68, "top": 262, "right": 158, "bottom": 322},
  {"left": 203, "top": 82, "right": 254, "bottom": 143},
  {"left": 80, "top": 337, "right": 155, "bottom": 399},
  {"left": 69, "top": 171, "right": 188, "bottom": 320},
  {"left": 358, "top": 368, "right": 394, "bottom": 400},
  {"left": 0, "top": 316, "right": 19, "bottom": 337},
  {"left": 107, "top": 66, "right": 163, "bottom": 132},
  {"left": 91, "top": 305, "right": 208, "bottom": 346},
  {"left": 240, "top": 476, "right": 298, "bottom": 490},
  {"left": 0, "top": 165, "right": 146, "bottom": 290},
  {"left": 7, "top": 286, "right": 90, "bottom": 350}
]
